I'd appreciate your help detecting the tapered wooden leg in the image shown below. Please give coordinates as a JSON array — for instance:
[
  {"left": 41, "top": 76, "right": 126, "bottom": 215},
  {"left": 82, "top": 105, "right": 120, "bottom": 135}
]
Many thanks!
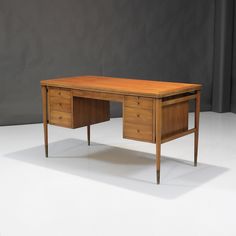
[
  {"left": 87, "top": 125, "right": 90, "bottom": 146},
  {"left": 41, "top": 86, "right": 48, "bottom": 157},
  {"left": 156, "top": 99, "right": 162, "bottom": 184},
  {"left": 194, "top": 91, "right": 200, "bottom": 166}
]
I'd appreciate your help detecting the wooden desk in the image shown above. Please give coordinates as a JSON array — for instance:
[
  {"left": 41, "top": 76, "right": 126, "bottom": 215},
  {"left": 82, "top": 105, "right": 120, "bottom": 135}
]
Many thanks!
[{"left": 41, "top": 76, "right": 202, "bottom": 184}]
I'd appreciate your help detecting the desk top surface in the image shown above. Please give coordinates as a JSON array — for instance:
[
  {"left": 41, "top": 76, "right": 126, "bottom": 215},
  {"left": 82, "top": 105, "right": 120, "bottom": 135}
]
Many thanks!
[{"left": 41, "top": 76, "right": 201, "bottom": 98}]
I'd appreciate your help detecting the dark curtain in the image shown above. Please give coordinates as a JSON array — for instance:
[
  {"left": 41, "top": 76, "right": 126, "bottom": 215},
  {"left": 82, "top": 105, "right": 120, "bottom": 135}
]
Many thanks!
[
  {"left": 212, "top": 0, "right": 234, "bottom": 112},
  {"left": 213, "top": 0, "right": 236, "bottom": 113},
  {"left": 0, "top": 0, "right": 235, "bottom": 126},
  {"left": 212, "top": 0, "right": 235, "bottom": 112}
]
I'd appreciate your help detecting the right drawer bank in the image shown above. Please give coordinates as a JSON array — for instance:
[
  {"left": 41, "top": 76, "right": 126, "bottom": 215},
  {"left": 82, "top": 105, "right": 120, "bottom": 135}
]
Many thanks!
[{"left": 123, "top": 96, "right": 189, "bottom": 143}]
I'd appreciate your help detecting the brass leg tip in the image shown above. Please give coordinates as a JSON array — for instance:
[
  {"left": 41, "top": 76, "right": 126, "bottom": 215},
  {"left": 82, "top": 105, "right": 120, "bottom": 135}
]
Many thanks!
[
  {"left": 45, "top": 145, "right": 48, "bottom": 158},
  {"left": 156, "top": 171, "right": 160, "bottom": 184}
]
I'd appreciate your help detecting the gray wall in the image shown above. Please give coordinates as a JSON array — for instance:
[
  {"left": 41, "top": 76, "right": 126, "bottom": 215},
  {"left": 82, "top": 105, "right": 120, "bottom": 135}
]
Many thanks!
[{"left": 0, "top": 0, "right": 215, "bottom": 125}]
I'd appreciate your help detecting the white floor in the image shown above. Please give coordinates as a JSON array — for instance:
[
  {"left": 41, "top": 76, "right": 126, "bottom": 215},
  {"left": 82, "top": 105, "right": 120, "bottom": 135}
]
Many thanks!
[{"left": 0, "top": 112, "right": 236, "bottom": 236}]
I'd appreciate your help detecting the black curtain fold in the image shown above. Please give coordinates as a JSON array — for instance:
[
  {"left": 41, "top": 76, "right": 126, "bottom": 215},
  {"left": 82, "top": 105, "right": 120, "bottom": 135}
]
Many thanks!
[{"left": 212, "top": 0, "right": 234, "bottom": 112}]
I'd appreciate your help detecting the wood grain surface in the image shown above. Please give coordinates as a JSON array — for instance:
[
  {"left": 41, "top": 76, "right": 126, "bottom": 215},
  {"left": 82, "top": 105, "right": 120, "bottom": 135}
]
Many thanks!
[{"left": 41, "top": 76, "right": 201, "bottom": 98}]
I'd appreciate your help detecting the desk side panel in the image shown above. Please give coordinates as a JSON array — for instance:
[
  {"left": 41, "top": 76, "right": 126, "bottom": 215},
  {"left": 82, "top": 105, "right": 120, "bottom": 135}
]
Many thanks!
[{"left": 161, "top": 101, "right": 189, "bottom": 139}]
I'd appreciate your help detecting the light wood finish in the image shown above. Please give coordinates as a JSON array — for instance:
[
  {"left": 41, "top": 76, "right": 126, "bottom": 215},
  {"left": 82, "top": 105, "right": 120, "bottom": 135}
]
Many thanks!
[
  {"left": 49, "top": 87, "right": 71, "bottom": 99},
  {"left": 123, "top": 95, "right": 155, "bottom": 143},
  {"left": 41, "top": 76, "right": 201, "bottom": 98},
  {"left": 50, "top": 110, "right": 72, "bottom": 128},
  {"left": 162, "top": 93, "right": 196, "bottom": 106},
  {"left": 162, "top": 101, "right": 189, "bottom": 139},
  {"left": 162, "top": 128, "right": 196, "bottom": 144},
  {"left": 155, "top": 99, "right": 162, "bottom": 184},
  {"left": 41, "top": 76, "right": 202, "bottom": 184},
  {"left": 124, "top": 122, "right": 153, "bottom": 142},
  {"left": 41, "top": 86, "right": 48, "bottom": 157},
  {"left": 49, "top": 96, "right": 72, "bottom": 113},
  {"left": 194, "top": 91, "right": 201, "bottom": 166},
  {"left": 124, "top": 106, "right": 153, "bottom": 124},
  {"left": 47, "top": 87, "right": 110, "bottom": 129},
  {"left": 124, "top": 96, "right": 153, "bottom": 109},
  {"left": 123, "top": 98, "right": 155, "bottom": 143},
  {"left": 73, "top": 90, "right": 123, "bottom": 102},
  {"left": 48, "top": 87, "right": 73, "bottom": 128}
]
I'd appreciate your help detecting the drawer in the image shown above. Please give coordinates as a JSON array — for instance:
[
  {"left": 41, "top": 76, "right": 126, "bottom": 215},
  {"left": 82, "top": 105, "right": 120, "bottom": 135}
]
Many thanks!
[
  {"left": 50, "top": 111, "right": 72, "bottom": 128},
  {"left": 124, "top": 122, "right": 153, "bottom": 142},
  {"left": 124, "top": 106, "right": 153, "bottom": 125},
  {"left": 49, "top": 96, "right": 72, "bottom": 113},
  {"left": 48, "top": 88, "right": 71, "bottom": 99},
  {"left": 124, "top": 96, "right": 153, "bottom": 109}
]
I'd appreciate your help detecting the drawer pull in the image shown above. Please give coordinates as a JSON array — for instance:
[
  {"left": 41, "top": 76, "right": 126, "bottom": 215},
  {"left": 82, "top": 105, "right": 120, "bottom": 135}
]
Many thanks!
[
  {"left": 124, "top": 107, "right": 153, "bottom": 125},
  {"left": 124, "top": 122, "right": 153, "bottom": 142},
  {"left": 124, "top": 96, "right": 153, "bottom": 109},
  {"left": 50, "top": 111, "right": 72, "bottom": 128},
  {"left": 49, "top": 88, "right": 71, "bottom": 99},
  {"left": 49, "top": 96, "right": 71, "bottom": 113}
]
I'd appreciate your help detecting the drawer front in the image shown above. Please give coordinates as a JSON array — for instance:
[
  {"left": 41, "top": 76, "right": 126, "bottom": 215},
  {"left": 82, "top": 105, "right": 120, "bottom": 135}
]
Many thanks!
[
  {"left": 50, "top": 111, "right": 72, "bottom": 128},
  {"left": 49, "top": 88, "right": 71, "bottom": 99},
  {"left": 49, "top": 96, "right": 72, "bottom": 113},
  {"left": 124, "top": 96, "right": 153, "bottom": 109},
  {"left": 124, "top": 107, "right": 153, "bottom": 125},
  {"left": 124, "top": 123, "right": 153, "bottom": 142}
]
